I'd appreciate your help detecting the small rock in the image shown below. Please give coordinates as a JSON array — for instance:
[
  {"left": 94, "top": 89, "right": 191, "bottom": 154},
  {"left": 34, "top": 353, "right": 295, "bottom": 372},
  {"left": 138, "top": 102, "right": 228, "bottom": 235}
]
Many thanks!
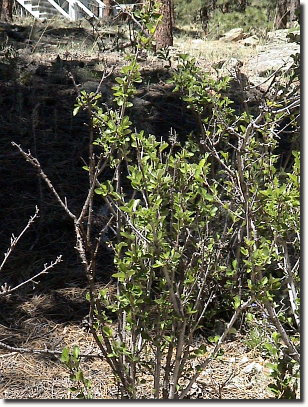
[
  {"left": 267, "top": 29, "right": 300, "bottom": 44},
  {"left": 191, "top": 39, "right": 205, "bottom": 45},
  {"left": 132, "top": 97, "right": 151, "bottom": 109},
  {"left": 218, "top": 58, "right": 243, "bottom": 78},
  {"left": 239, "top": 356, "right": 249, "bottom": 364},
  {"left": 241, "top": 35, "right": 259, "bottom": 46},
  {"left": 243, "top": 362, "right": 263, "bottom": 374},
  {"left": 219, "top": 28, "right": 244, "bottom": 42}
]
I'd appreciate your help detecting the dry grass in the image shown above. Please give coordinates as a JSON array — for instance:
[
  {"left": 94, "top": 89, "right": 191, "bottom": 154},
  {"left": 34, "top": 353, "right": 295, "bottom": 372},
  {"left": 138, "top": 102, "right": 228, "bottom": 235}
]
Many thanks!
[
  {"left": 174, "top": 37, "right": 259, "bottom": 65},
  {"left": 0, "top": 319, "right": 115, "bottom": 399},
  {"left": 1, "top": 287, "right": 274, "bottom": 399},
  {"left": 11, "top": 16, "right": 261, "bottom": 68},
  {"left": 0, "top": 297, "right": 274, "bottom": 399}
]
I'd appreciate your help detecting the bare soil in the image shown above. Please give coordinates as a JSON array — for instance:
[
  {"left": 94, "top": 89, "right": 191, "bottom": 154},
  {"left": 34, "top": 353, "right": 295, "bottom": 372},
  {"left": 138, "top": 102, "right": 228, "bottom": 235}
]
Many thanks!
[{"left": 0, "top": 292, "right": 273, "bottom": 399}]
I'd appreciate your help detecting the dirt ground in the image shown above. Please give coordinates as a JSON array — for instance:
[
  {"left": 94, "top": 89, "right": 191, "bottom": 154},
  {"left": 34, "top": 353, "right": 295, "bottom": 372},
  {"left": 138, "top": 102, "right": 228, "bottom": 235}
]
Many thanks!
[
  {"left": 0, "top": 16, "right": 295, "bottom": 399},
  {"left": 0, "top": 293, "right": 273, "bottom": 399}
]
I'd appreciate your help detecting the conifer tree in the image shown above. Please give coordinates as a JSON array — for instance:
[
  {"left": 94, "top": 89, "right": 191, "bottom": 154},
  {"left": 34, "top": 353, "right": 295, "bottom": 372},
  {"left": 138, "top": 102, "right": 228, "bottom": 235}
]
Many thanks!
[
  {"left": 103, "top": 0, "right": 114, "bottom": 18},
  {"left": 0, "top": 0, "right": 13, "bottom": 21},
  {"left": 155, "top": 0, "right": 174, "bottom": 50}
]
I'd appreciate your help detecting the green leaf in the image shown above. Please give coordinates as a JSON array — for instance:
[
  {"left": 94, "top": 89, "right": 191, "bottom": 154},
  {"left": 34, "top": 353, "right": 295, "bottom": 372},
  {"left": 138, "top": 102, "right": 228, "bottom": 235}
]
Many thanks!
[
  {"left": 159, "top": 142, "right": 169, "bottom": 153},
  {"left": 246, "top": 312, "right": 254, "bottom": 322},
  {"left": 102, "top": 326, "right": 113, "bottom": 337},
  {"left": 208, "top": 335, "right": 220, "bottom": 343},
  {"left": 233, "top": 295, "right": 241, "bottom": 310},
  {"left": 268, "top": 384, "right": 280, "bottom": 394},
  {"left": 73, "top": 106, "right": 80, "bottom": 116},
  {"left": 120, "top": 231, "right": 135, "bottom": 240},
  {"left": 153, "top": 260, "right": 166, "bottom": 268},
  {"left": 194, "top": 344, "right": 207, "bottom": 356},
  {"left": 112, "top": 271, "right": 126, "bottom": 281},
  {"left": 264, "top": 343, "right": 278, "bottom": 356},
  {"left": 94, "top": 187, "right": 107, "bottom": 196},
  {"left": 75, "top": 370, "right": 84, "bottom": 381},
  {"left": 266, "top": 362, "right": 277, "bottom": 372},
  {"left": 272, "top": 331, "right": 281, "bottom": 343},
  {"left": 60, "top": 347, "right": 70, "bottom": 363},
  {"left": 73, "top": 346, "right": 80, "bottom": 360},
  {"left": 240, "top": 247, "right": 249, "bottom": 256}
]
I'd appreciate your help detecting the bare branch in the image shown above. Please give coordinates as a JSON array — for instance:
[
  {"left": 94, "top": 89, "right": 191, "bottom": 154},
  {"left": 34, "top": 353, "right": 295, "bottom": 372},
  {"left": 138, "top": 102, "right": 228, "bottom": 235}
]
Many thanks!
[
  {"left": 179, "top": 298, "right": 253, "bottom": 399},
  {"left": 0, "top": 340, "right": 101, "bottom": 359},
  {"left": 11, "top": 142, "right": 76, "bottom": 221},
  {"left": 0, "top": 255, "right": 62, "bottom": 297},
  {"left": 262, "top": 300, "right": 300, "bottom": 363},
  {"left": 0, "top": 206, "right": 39, "bottom": 272}
]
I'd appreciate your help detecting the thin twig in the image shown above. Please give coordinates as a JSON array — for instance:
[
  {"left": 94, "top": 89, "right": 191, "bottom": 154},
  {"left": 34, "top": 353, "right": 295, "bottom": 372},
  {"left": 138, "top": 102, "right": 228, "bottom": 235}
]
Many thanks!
[
  {"left": 0, "top": 256, "right": 62, "bottom": 297},
  {"left": 0, "top": 340, "right": 101, "bottom": 359},
  {"left": 179, "top": 298, "right": 253, "bottom": 399},
  {"left": 11, "top": 142, "right": 76, "bottom": 221},
  {"left": 0, "top": 206, "right": 39, "bottom": 272}
]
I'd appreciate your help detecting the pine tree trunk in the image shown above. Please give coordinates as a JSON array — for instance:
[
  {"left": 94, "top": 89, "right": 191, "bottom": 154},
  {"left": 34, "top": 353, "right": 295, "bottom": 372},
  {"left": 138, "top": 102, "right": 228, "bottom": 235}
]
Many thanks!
[
  {"left": 0, "top": 0, "right": 13, "bottom": 21},
  {"left": 200, "top": 6, "right": 210, "bottom": 34},
  {"left": 238, "top": 0, "right": 247, "bottom": 12},
  {"left": 103, "top": 0, "right": 113, "bottom": 18},
  {"left": 274, "top": 0, "right": 289, "bottom": 29},
  {"left": 288, "top": 0, "right": 300, "bottom": 25},
  {"left": 221, "top": 1, "right": 230, "bottom": 13},
  {"left": 155, "top": 0, "right": 173, "bottom": 50}
]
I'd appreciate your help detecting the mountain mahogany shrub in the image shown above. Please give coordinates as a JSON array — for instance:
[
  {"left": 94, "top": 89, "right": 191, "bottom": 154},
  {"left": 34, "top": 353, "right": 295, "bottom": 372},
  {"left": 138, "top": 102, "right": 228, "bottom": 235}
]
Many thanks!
[
  {"left": 96, "top": 136, "right": 241, "bottom": 398},
  {"left": 67, "top": 55, "right": 253, "bottom": 399},
  {"left": 133, "top": 1, "right": 162, "bottom": 51},
  {"left": 170, "top": 54, "right": 300, "bottom": 397},
  {"left": 63, "top": 52, "right": 299, "bottom": 398}
]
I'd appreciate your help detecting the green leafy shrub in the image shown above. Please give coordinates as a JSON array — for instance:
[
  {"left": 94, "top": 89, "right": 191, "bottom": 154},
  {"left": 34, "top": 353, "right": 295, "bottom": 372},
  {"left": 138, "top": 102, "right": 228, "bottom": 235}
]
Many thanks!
[
  {"left": 14, "top": 8, "right": 300, "bottom": 396},
  {"left": 70, "top": 54, "right": 252, "bottom": 398},
  {"left": 169, "top": 54, "right": 300, "bottom": 397},
  {"left": 174, "top": 0, "right": 203, "bottom": 25},
  {"left": 66, "top": 52, "right": 299, "bottom": 398},
  {"left": 265, "top": 332, "right": 300, "bottom": 399},
  {"left": 207, "top": 3, "right": 275, "bottom": 39},
  {"left": 174, "top": 1, "right": 276, "bottom": 37}
]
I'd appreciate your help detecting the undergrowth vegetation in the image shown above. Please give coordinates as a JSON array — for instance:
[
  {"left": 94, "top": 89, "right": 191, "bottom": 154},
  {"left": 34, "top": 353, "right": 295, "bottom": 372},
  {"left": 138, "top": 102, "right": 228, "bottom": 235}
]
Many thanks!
[
  {"left": 1, "top": 1, "right": 300, "bottom": 401},
  {"left": 68, "top": 52, "right": 299, "bottom": 399},
  {"left": 174, "top": 0, "right": 279, "bottom": 38}
]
